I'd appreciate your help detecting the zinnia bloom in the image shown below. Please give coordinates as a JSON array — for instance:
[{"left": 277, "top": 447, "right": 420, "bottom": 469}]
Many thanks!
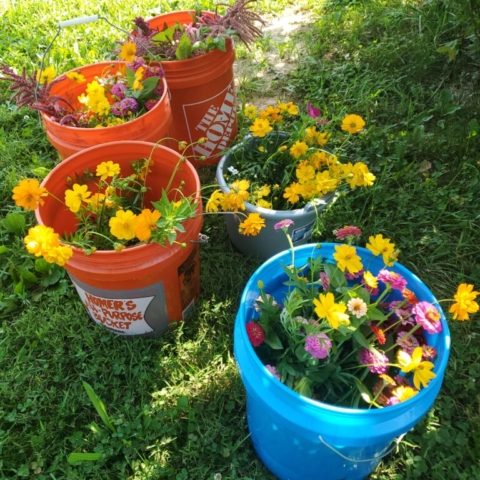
[
  {"left": 366, "top": 234, "right": 396, "bottom": 266},
  {"left": 334, "top": 226, "right": 362, "bottom": 240},
  {"left": 109, "top": 209, "right": 137, "bottom": 240},
  {"left": 449, "top": 283, "right": 479, "bottom": 321},
  {"left": 313, "top": 292, "right": 350, "bottom": 329},
  {"left": 377, "top": 269, "right": 408, "bottom": 291},
  {"left": 249, "top": 118, "right": 272, "bottom": 137},
  {"left": 246, "top": 322, "right": 265, "bottom": 346},
  {"left": 413, "top": 301, "right": 443, "bottom": 334},
  {"left": 341, "top": 114, "right": 366, "bottom": 134},
  {"left": 96, "top": 161, "right": 121, "bottom": 180},
  {"left": 396, "top": 331, "right": 420, "bottom": 355},
  {"left": 266, "top": 364, "right": 280, "bottom": 380},
  {"left": 238, "top": 213, "right": 265, "bottom": 236},
  {"left": 12, "top": 179, "right": 48, "bottom": 210},
  {"left": 347, "top": 298, "right": 368, "bottom": 318},
  {"left": 133, "top": 209, "right": 161, "bottom": 241},
  {"left": 397, "top": 347, "right": 436, "bottom": 390},
  {"left": 65, "top": 184, "right": 91, "bottom": 213},
  {"left": 359, "top": 349, "right": 389, "bottom": 374},
  {"left": 305, "top": 333, "right": 332, "bottom": 359},
  {"left": 320, "top": 272, "right": 330, "bottom": 291},
  {"left": 333, "top": 244, "right": 363, "bottom": 274},
  {"left": 274, "top": 219, "right": 294, "bottom": 230}
]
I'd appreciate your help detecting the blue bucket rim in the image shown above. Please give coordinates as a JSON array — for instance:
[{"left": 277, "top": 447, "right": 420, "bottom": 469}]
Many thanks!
[{"left": 235, "top": 242, "right": 452, "bottom": 417}]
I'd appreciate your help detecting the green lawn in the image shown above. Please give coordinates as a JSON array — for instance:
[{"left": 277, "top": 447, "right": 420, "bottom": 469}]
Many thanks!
[{"left": 1, "top": 0, "right": 479, "bottom": 478}]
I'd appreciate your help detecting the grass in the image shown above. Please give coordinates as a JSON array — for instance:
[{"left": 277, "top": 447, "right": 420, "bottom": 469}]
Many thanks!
[{"left": 1, "top": 0, "right": 480, "bottom": 479}]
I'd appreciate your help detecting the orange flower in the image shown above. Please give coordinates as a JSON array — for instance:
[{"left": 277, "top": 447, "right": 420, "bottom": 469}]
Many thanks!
[{"left": 12, "top": 179, "right": 48, "bottom": 210}]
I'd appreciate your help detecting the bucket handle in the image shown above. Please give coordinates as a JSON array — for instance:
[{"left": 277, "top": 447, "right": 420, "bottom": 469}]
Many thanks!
[{"left": 318, "top": 432, "right": 407, "bottom": 463}]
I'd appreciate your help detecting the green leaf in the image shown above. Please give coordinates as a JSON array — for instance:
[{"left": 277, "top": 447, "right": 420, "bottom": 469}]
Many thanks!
[
  {"left": 0, "top": 246, "right": 8, "bottom": 255},
  {"left": 30, "top": 167, "right": 51, "bottom": 178},
  {"left": 324, "top": 263, "right": 346, "bottom": 288},
  {"left": 152, "top": 25, "right": 176, "bottom": 44},
  {"left": 13, "top": 279, "right": 24, "bottom": 295},
  {"left": 353, "top": 329, "right": 371, "bottom": 350},
  {"left": 18, "top": 267, "right": 39, "bottom": 284},
  {"left": 67, "top": 452, "right": 103, "bottom": 464},
  {"left": 367, "top": 306, "right": 387, "bottom": 321},
  {"left": 2, "top": 213, "right": 26, "bottom": 234},
  {"left": 175, "top": 32, "right": 194, "bottom": 60},
  {"left": 82, "top": 381, "right": 116, "bottom": 433},
  {"left": 436, "top": 40, "right": 458, "bottom": 61},
  {"left": 264, "top": 330, "right": 283, "bottom": 350}
]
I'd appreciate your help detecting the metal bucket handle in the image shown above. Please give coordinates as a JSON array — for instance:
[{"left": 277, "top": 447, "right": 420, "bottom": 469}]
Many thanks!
[{"left": 318, "top": 432, "right": 407, "bottom": 463}]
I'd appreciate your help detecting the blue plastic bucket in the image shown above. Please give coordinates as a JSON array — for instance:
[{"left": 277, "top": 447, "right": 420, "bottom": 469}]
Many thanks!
[{"left": 234, "top": 243, "right": 451, "bottom": 480}]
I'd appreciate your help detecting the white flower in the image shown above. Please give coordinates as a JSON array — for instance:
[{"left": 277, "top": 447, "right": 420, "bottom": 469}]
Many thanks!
[{"left": 347, "top": 298, "right": 368, "bottom": 319}]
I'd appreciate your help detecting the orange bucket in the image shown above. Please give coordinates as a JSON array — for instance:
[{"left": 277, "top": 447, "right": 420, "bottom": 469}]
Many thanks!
[
  {"left": 35, "top": 141, "right": 203, "bottom": 336},
  {"left": 41, "top": 62, "right": 173, "bottom": 159},
  {"left": 145, "top": 11, "right": 237, "bottom": 167}
]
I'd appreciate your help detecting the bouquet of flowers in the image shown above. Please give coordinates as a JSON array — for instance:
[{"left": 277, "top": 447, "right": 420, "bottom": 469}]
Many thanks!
[
  {"left": 210, "top": 99, "right": 376, "bottom": 213},
  {"left": 117, "top": 0, "right": 266, "bottom": 61},
  {"left": 0, "top": 60, "right": 165, "bottom": 128},
  {"left": 245, "top": 224, "right": 478, "bottom": 408}
]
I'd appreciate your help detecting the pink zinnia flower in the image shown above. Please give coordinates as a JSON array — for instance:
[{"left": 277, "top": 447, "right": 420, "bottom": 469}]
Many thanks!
[
  {"left": 274, "top": 219, "right": 294, "bottom": 230},
  {"left": 305, "top": 333, "right": 332, "bottom": 359},
  {"left": 334, "top": 226, "right": 362, "bottom": 240},
  {"left": 246, "top": 322, "right": 265, "bottom": 346},
  {"left": 345, "top": 268, "right": 364, "bottom": 280},
  {"left": 396, "top": 331, "right": 420, "bottom": 355},
  {"left": 377, "top": 269, "right": 408, "bottom": 291},
  {"left": 359, "top": 349, "right": 390, "bottom": 374},
  {"left": 320, "top": 272, "right": 330, "bottom": 291},
  {"left": 146, "top": 99, "right": 159, "bottom": 110},
  {"left": 388, "top": 301, "right": 413, "bottom": 322},
  {"left": 266, "top": 364, "right": 281, "bottom": 380},
  {"left": 421, "top": 345, "right": 437, "bottom": 360},
  {"left": 413, "top": 301, "right": 443, "bottom": 334}
]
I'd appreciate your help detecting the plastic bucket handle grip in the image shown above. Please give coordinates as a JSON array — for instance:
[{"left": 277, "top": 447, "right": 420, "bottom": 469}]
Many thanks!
[{"left": 318, "top": 432, "right": 408, "bottom": 463}]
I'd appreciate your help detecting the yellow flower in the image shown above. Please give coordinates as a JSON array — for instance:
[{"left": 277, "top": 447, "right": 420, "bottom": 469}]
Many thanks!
[
  {"left": 88, "top": 193, "right": 107, "bottom": 211},
  {"left": 65, "top": 184, "right": 92, "bottom": 213},
  {"left": 296, "top": 162, "right": 315, "bottom": 182},
  {"left": 249, "top": 118, "right": 273, "bottom": 138},
  {"left": 85, "top": 80, "right": 105, "bottom": 97},
  {"left": 304, "top": 126, "right": 319, "bottom": 144},
  {"left": 449, "top": 283, "right": 479, "bottom": 321},
  {"left": 244, "top": 105, "right": 258, "bottom": 119},
  {"left": 397, "top": 347, "right": 436, "bottom": 390},
  {"left": 289, "top": 141, "right": 309, "bottom": 159},
  {"left": 347, "top": 162, "right": 376, "bottom": 189},
  {"left": 333, "top": 244, "right": 363, "bottom": 274},
  {"left": 206, "top": 190, "right": 226, "bottom": 213},
  {"left": 363, "top": 271, "right": 378, "bottom": 289},
  {"left": 43, "top": 245, "right": 74, "bottom": 266},
  {"left": 314, "top": 171, "right": 338, "bottom": 195},
  {"left": 366, "top": 234, "right": 396, "bottom": 266},
  {"left": 65, "top": 71, "right": 86, "bottom": 83},
  {"left": 132, "top": 66, "right": 145, "bottom": 91},
  {"left": 308, "top": 151, "right": 328, "bottom": 170},
  {"left": 278, "top": 101, "right": 298, "bottom": 115},
  {"left": 120, "top": 41, "right": 137, "bottom": 63},
  {"left": 313, "top": 292, "right": 350, "bottom": 329},
  {"left": 96, "top": 161, "right": 121, "bottom": 180},
  {"left": 256, "top": 199, "right": 272, "bottom": 209},
  {"left": 36, "top": 66, "right": 56, "bottom": 84},
  {"left": 225, "top": 180, "right": 250, "bottom": 211},
  {"left": 254, "top": 185, "right": 271, "bottom": 198},
  {"left": 109, "top": 210, "right": 137, "bottom": 240},
  {"left": 283, "top": 182, "right": 303, "bottom": 204},
  {"left": 24, "top": 225, "right": 59, "bottom": 257},
  {"left": 392, "top": 386, "right": 418, "bottom": 403},
  {"left": 238, "top": 213, "right": 265, "bottom": 236},
  {"left": 341, "top": 114, "right": 366, "bottom": 134},
  {"left": 12, "top": 179, "right": 48, "bottom": 210},
  {"left": 133, "top": 209, "right": 161, "bottom": 241},
  {"left": 316, "top": 132, "right": 331, "bottom": 146}
]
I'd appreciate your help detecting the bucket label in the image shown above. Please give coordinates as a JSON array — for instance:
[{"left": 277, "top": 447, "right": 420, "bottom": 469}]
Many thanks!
[
  {"left": 291, "top": 220, "right": 315, "bottom": 243},
  {"left": 69, "top": 275, "right": 169, "bottom": 336},
  {"left": 185, "top": 82, "right": 237, "bottom": 159}
]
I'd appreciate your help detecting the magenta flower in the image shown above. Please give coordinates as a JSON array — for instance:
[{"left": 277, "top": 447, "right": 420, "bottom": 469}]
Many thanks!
[
  {"left": 388, "top": 301, "right": 413, "bottom": 322},
  {"left": 111, "top": 102, "right": 122, "bottom": 117},
  {"left": 266, "top": 364, "right": 281, "bottom": 380},
  {"left": 377, "top": 269, "right": 408, "bottom": 291},
  {"left": 345, "top": 268, "right": 364, "bottom": 280},
  {"left": 120, "top": 97, "right": 139, "bottom": 115},
  {"left": 396, "top": 331, "right": 419, "bottom": 355},
  {"left": 320, "top": 272, "right": 330, "bottom": 291},
  {"left": 306, "top": 101, "right": 329, "bottom": 125},
  {"left": 246, "top": 322, "right": 265, "bottom": 347},
  {"left": 334, "top": 226, "right": 362, "bottom": 240},
  {"left": 413, "top": 301, "right": 443, "bottom": 334},
  {"left": 359, "top": 349, "right": 389, "bottom": 374},
  {"left": 305, "top": 333, "right": 332, "bottom": 359},
  {"left": 111, "top": 83, "right": 127, "bottom": 99},
  {"left": 127, "top": 57, "right": 145, "bottom": 71},
  {"left": 274, "top": 219, "right": 294, "bottom": 230},
  {"left": 145, "top": 99, "right": 159, "bottom": 110}
]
